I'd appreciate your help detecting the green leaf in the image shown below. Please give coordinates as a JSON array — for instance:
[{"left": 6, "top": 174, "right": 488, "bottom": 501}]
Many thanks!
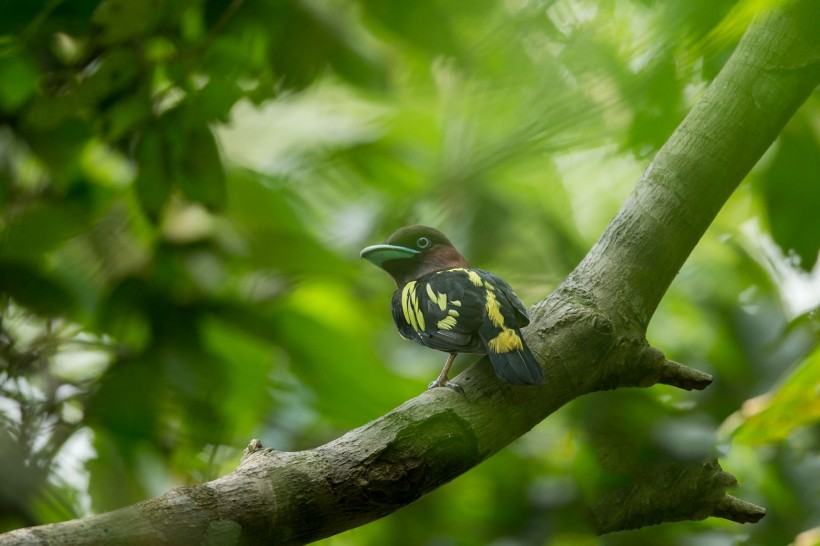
[
  {"left": 171, "top": 122, "right": 227, "bottom": 211},
  {"left": 0, "top": 203, "right": 85, "bottom": 261},
  {"left": 26, "top": 49, "right": 141, "bottom": 130},
  {"left": 732, "top": 344, "right": 820, "bottom": 445},
  {"left": 86, "top": 355, "right": 162, "bottom": 438},
  {"left": 0, "top": 54, "right": 38, "bottom": 112},
  {"left": 103, "top": 93, "right": 151, "bottom": 141},
  {"left": 86, "top": 431, "right": 153, "bottom": 512},
  {"left": 257, "top": 0, "right": 387, "bottom": 91},
  {"left": 23, "top": 119, "right": 93, "bottom": 180},
  {"left": 92, "top": 0, "right": 164, "bottom": 43},
  {"left": 79, "top": 48, "right": 140, "bottom": 102},
  {"left": 134, "top": 126, "right": 171, "bottom": 220},
  {"left": 626, "top": 54, "right": 683, "bottom": 156},
  {"left": 757, "top": 113, "right": 820, "bottom": 271},
  {"left": 0, "top": 261, "right": 75, "bottom": 316},
  {"left": 359, "top": 1, "right": 459, "bottom": 55},
  {"left": 189, "top": 79, "right": 244, "bottom": 124},
  {"left": 86, "top": 356, "right": 164, "bottom": 511},
  {"left": 98, "top": 277, "right": 152, "bottom": 350}
]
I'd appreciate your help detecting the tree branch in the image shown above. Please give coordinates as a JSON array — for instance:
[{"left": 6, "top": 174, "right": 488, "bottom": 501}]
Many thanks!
[
  {"left": 658, "top": 359, "right": 714, "bottom": 391},
  {"left": 588, "top": 461, "right": 766, "bottom": 534},
  {"left": 2, "top": 1, "right": 818, "bottom": 544},
  {"left": 568, "top": 0, "right": 820, "bottom": 329}
]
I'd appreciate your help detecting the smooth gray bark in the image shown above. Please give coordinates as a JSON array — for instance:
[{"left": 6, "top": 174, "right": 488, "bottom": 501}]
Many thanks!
[{"left": 2, "top": 1, "right": 818, "bottom": 544}]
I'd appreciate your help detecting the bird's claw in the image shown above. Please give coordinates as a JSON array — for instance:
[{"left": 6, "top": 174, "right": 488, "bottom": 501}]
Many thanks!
[{"left": 427, "top": 380, "right": 464, "bottom": 394}]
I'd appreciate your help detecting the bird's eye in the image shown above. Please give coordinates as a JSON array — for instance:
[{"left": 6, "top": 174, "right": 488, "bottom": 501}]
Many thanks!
[{"left": 416, "top": 236, "right": 431, "bottom": 249}]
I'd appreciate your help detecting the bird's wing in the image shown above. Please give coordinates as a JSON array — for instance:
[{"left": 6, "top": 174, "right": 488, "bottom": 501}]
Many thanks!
[
  {"left": 391, "top": 289, "right": 417, "bottom": 341},
  {"left": 420, "top": 270, "right": 485, "bottom": 352},
  {"left": 392, "top": 268, "right": 542, "bottom": 384},
  {"left": 476, "top": 270, "right": 530, "bottom": 327},
  {"left": 392, "top": 270, "right": 484, "bottom": 353},
  {"left": 473, "top": 270, "right": 543, "bottom": 385}
]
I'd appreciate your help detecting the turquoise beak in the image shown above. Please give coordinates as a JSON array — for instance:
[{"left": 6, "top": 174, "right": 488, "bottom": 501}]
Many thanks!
[{"left": 360, "top": 244, "right": 420, "bottom": 268}]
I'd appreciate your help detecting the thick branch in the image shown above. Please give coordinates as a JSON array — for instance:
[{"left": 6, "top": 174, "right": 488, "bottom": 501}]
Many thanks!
[
  {"left": 1, "top": 1, "right": 818, "bottom": 544},
  {"left": 566, "top": 0, "right": 820, "bottom": 329}
]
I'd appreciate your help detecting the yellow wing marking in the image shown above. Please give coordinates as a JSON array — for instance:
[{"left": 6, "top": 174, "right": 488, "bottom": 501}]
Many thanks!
[
  {"left": 411, "top": 283, "right": 425, "bottom": 331},
  {"left": 485, "top": 288, "right": 505, "bottom": 328},
  {"left": 487, "top": 329, "right": 524, "bottom": 353},
  {"left": 483, "top": 280, "right": 525, "bottom": 353},
  {"left": 437, "top": 316, "right": 458, "bottom": 330},
  {"left": 401, "top": 281, "right": 418, "bottom": 331},
  {"left": 466, "top": 270, "right": 483, "bottom": 287},
  {"left": 425, "top": 283, "right": 448, "bottom": 311}
]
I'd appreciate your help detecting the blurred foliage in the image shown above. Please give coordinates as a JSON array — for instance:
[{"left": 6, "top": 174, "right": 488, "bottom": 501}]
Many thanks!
[{"left": 0, "top": 0, "right": 818, "bottom": 544}]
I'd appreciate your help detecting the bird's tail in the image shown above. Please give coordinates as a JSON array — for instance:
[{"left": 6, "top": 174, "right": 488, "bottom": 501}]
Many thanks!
[{"left": 482, "top": 330, "right": 544, "bottom": 385}]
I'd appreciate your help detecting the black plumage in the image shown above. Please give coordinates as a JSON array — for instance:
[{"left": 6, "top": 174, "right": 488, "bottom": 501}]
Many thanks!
[{"left": 362, "top": 225, "right": 543, "bottom": 389}]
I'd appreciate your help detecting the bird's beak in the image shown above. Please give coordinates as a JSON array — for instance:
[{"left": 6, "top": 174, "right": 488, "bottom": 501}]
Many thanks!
[{"left": 360, "top": 244, "right": 420, "bottom": 268}]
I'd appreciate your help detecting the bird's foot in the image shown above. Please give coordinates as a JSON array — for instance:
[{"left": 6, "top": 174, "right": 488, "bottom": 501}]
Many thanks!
[{"left": 427, "top": 379, "right": 464, "bottom": 394}]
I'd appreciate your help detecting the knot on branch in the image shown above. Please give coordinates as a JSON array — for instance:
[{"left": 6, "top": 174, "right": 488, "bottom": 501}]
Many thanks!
[
  {"left": 588, "top": 460, "right": 765, "bottom": 534},
  {"left": 601, "top": 344, "right": 713, "bottom": 392},
  {"left": 714, "top": 496, "right": 767, "bottom": 524},
  {"left": 239, "top": 438, "right": 277, "bottom": 467},
  {"left": 534, "top": 286, "right": 712, "bottom": 394},
  {"left": 634, "top": 346, "right": 713, "bottom": 391}
]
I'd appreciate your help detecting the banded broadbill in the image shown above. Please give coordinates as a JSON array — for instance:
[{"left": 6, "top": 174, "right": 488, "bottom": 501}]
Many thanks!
[{"left": 361, "top": 225, "right": 543, "bottom": 390}]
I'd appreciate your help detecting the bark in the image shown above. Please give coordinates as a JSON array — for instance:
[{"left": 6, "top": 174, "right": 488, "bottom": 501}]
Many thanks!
[{"left": 2, "top": 1, "right": 819, "bottom": 544}]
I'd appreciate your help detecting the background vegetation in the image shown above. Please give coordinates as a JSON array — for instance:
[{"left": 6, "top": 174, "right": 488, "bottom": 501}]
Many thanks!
[{"left": 0, "top": 0, "right": 818, "bottom": 544}]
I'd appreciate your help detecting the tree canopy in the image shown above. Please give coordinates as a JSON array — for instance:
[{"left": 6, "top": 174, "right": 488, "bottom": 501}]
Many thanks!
[{"left": 0, "top": 0, "right": 818, "bottom": 544}]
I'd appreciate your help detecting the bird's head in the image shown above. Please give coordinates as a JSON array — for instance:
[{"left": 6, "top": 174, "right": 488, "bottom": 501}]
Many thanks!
[{"left": 360, "top": 225, "right": 469, "bottom": 287}]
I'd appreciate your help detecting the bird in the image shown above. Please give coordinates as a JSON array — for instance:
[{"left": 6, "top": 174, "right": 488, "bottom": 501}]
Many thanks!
[{"left": 360, "top": 225, "right": 543, "bottom": 390}]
